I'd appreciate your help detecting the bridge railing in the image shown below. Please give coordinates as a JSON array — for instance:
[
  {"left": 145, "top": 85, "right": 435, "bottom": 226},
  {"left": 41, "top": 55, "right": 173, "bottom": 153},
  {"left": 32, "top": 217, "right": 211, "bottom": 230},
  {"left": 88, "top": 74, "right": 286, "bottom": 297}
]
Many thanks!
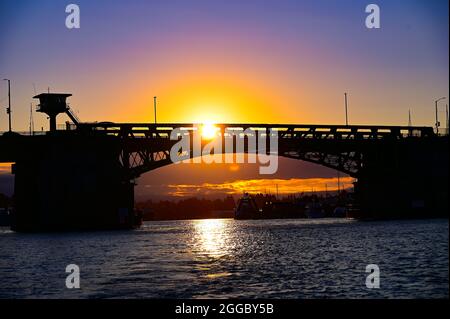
[
  {"left": 1, "top": 124, "right": 440, "bottom": 139},
  {"left": 0, "top": 131, "right": 47, "bottom": 136},
  {"left": 74, "top": 123, "right": 436, "bottom": 140}
]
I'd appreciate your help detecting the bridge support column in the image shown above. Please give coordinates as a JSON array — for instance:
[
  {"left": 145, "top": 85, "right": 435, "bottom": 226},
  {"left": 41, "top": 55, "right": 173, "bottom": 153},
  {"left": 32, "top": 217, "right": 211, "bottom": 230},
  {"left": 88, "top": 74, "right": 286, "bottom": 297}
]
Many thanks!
[
  {"left": 355, "top": 137, "right": 448, "bottom": 219},
  {"left": 11, "top": 135, "right": 138, "bottom": 232}
]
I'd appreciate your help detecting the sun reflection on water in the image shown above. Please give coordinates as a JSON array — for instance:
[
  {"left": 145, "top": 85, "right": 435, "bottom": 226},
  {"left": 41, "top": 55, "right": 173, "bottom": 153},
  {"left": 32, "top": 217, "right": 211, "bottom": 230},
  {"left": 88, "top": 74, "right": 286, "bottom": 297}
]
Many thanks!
[{"left": 193, "top": 219, "right": 230, "bottom": 259}]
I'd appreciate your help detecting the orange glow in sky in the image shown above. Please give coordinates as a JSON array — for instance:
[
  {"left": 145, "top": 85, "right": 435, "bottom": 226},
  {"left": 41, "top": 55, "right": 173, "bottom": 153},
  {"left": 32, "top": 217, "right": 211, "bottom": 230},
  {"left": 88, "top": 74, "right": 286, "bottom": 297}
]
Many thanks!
[{"left": 167, "top": 177, "right": 355, "bottom": 197}]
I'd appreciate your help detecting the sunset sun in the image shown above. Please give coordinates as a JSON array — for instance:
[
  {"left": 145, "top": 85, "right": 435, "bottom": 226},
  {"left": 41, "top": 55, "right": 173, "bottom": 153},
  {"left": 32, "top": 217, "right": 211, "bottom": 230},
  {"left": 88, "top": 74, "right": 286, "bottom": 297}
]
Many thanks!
[{"left": 201, "top": 122, "right": 219, "bottom": 139}]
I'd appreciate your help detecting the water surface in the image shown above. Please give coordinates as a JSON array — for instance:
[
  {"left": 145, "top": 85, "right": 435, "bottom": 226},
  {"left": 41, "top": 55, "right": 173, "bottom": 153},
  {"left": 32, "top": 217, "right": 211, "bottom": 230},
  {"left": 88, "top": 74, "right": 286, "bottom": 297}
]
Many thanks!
[{"left": 0, "top": 218, "right": 448, "bottom": 298}]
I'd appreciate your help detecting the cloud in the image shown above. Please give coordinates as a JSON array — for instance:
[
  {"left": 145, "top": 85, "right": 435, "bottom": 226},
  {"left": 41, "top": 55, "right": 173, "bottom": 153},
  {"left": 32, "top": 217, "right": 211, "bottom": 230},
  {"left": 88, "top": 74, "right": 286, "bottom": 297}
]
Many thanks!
[
  {"left": 165, "top": 177, "right": 355, "bottom": 197},
  {"left": 0, "top": 163, "right": 12, "bottom": 175}
]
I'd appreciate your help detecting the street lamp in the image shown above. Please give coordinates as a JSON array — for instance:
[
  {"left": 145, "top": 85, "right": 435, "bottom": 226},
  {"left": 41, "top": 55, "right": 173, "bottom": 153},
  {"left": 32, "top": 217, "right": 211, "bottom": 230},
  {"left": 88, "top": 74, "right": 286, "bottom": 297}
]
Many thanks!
[
  {"left": 153, "top": 96, "right": 157, "bottom": 125},
  {"left": 344, "top": 92, "right": 349, "bottom": 126},
  {"left": 3, "top": 79, "right": 11, "bottom": 132},
  {"left": 435, "top": 97, "right": 446, "bottom": 135}
]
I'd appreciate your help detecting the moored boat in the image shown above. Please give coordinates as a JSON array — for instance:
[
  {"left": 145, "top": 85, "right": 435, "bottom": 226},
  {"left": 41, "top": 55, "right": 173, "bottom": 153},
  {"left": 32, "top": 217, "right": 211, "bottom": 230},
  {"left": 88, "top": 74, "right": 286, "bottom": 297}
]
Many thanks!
[
  {"left": 0, "top": 208, "right": 11, "bottom": 227},
  {"left": 234, "top": 193, "right": 261, "bottom": 219},
  {"left": 305, "top": 202, "right": 326, "bottom": 218}
]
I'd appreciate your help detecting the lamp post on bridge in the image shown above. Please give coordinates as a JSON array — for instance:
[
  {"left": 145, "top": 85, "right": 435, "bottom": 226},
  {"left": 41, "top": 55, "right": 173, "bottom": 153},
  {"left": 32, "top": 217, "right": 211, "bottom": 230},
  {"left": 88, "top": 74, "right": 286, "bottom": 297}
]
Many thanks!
[
  {"left": 3, "top": 78, "right": 11, "bottom": 132},
  {"left": 446, "top": 104, "right": 449, "bottom": 136},
  {"left": 154, "top": 96, "right": 157, "bottom": 125},
  {"left": 344, "top": 92, "right": 349, "bottom": 126},
  {"left": 434, "top": 97, "right": 446, "bottom": 135}
]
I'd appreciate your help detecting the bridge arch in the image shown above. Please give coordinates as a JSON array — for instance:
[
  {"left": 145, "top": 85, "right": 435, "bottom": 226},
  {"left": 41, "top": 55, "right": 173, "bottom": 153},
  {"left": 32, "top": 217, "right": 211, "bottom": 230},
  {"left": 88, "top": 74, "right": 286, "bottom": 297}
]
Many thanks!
[
  {"left": 124, "top": 149, "right": 361, "bottom": 180},
  {"left": 76, "top": 122, "right": 434, "bottom": 180}
]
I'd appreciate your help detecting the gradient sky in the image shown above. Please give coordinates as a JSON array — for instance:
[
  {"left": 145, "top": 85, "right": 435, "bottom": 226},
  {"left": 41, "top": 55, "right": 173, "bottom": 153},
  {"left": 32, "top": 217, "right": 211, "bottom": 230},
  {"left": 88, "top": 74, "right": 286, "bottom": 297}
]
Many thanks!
[
  {"left": 0, "top": 0, "right": 448, "bottom": 199},
  {"left": 0, "top": 0, "right": 448, "bottom": 131}
]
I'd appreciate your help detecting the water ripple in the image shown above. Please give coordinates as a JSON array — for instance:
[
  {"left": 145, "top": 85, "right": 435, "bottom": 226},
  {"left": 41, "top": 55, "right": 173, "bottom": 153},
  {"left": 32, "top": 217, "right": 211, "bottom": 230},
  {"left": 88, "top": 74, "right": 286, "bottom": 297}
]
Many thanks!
[{"left": 0, "top": 218, "right": 448, "bottom": 299}]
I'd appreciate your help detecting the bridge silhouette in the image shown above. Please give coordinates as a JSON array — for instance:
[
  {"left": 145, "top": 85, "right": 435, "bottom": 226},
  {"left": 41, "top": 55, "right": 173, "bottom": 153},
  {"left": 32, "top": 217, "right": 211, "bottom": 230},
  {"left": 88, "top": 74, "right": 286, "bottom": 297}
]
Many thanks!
[
  {"left": 76, "top": 122, "right": 435, "bottom": 178},
  {"left": 0, "top": 93, "right": 448, "bottom": 231}
]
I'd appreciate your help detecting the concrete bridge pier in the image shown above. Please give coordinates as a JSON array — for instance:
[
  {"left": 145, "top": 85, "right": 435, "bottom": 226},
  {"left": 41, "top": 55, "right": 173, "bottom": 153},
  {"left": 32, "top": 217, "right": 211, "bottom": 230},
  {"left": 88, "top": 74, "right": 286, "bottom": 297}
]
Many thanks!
[
  {"left": 11, "top": 135, "right": 137, "bottom": 232},
  {"left": 354, "top": 137, "right": 449, "bottom": 219}
]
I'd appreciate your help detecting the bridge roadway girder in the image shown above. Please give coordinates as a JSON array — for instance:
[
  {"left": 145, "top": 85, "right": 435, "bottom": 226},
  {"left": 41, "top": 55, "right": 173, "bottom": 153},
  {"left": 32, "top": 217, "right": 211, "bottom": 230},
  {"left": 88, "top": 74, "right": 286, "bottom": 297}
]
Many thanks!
[
  {"left": 1, "top": 123, "right": 436, "bottom": 180},
  {"left": 92, "top": 123, "right": 433, "bottom": 180}
]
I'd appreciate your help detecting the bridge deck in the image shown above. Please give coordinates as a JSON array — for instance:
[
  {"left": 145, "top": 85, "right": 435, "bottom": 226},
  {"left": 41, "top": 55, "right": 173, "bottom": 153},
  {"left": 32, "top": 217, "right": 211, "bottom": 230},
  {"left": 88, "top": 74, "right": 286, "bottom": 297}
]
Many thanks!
[
  {"left": 0, "top": 123, "right": 443, "bottom": 180},
  {"left": 74, "top": 123, "right": 435, "bottom": 140}
]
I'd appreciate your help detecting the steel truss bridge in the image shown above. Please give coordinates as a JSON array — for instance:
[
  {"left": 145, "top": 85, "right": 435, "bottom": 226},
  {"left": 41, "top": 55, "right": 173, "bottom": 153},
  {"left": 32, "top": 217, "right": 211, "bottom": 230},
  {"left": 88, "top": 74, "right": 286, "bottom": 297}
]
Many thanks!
[
  {"left": 75, "top": 122, "right": 435, "bottom": 179},
  {"left": 0, "top": 121, "right": 446, "bottom": 231}
]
